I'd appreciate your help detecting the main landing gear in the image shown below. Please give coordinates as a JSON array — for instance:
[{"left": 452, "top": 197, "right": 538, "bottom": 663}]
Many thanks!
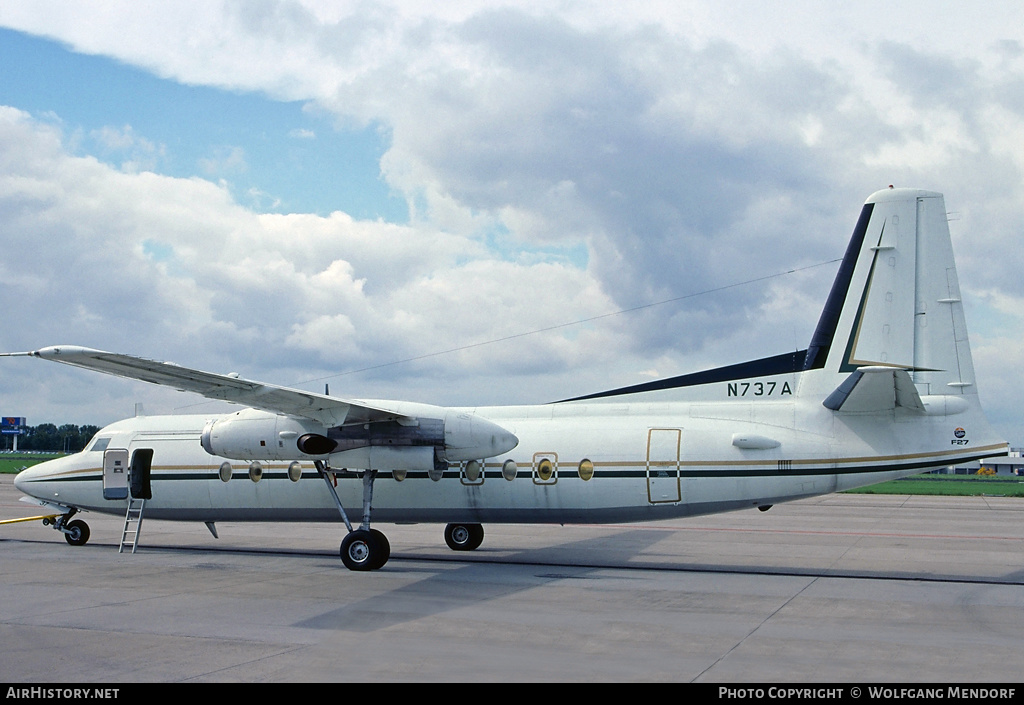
[
  {"left": 316, "top": 461, "right": 389, "bottom": 571},
  {"left": 340, "top": 528, "right": 391, "bottom": 571},
  {"left": 315, "top": 461, "right": 486, "bottom": 571},
  {"left": 444, "top": 522, "right": 484, "bottom": 551}
]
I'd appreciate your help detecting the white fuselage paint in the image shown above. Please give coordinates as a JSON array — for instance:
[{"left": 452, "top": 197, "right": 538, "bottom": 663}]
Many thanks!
[{"left": 15, "top": 367, "right": 1004, "bottom": 526}]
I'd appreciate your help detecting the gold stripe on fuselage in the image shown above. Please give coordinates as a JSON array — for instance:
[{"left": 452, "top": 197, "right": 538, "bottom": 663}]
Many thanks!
[{"left": 22, "top": 441, "right": 1006, "bottom": 482}]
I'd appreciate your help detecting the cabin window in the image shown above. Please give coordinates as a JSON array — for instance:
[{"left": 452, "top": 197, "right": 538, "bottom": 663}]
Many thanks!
[
  {"left": 578, "top": 459, "right": 594, "bottom": 481},
  {"left": 536, "top": 458, "right": 554, "bottom": 482},
  {"left": 218, "top": 462, "right": 233, "bottom": 482},
  {"left": 248, "top": 461, "right": 263, "bottom": 483},
  {"left": 502, "top": 459, "right": 518, "bottom": 481},
  {"left": 463, "top": 459, "right": 482, "bottom": 483},
  {"left": 393, "top": 468, "right": 407, "bottom": 482},
  {"left": 533, "top": 453, "right": 557, "bottom": 484},
  {"left": 287, "top": 461, "right": 302, "bottom": 482}
]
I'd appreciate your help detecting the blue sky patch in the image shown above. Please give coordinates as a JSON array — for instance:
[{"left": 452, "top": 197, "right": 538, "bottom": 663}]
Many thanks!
[{"left": 0, "top": 28, "right": 407, "bottom": 221}]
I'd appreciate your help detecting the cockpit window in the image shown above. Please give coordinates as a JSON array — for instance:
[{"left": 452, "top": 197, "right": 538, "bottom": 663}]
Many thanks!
[{"left": 88, "top": 437, "right": 111, "bottom": 453}]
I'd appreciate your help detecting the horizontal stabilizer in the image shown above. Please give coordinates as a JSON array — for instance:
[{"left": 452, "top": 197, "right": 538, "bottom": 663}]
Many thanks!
[{"left": 822, "top": 366, "right": 925, "bottom": 413}]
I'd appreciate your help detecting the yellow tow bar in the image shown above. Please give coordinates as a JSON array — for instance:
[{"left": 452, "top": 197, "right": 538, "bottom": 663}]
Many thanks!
[{"left": 0, "top": 514, "right": 60, "bottom": 526}]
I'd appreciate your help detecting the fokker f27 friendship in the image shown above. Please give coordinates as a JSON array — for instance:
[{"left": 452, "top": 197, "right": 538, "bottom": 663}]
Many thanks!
[{"left": 6, "top": 188, "right": 1008, "bottom": 570}]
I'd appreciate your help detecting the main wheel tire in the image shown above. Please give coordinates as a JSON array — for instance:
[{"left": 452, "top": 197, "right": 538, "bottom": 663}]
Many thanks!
[
  {"left": 444, "top": 522, "right": 484, "bottom": 551},
  {"left": 368, "top": 529, "right": 390, "bottom": 570},
  {"left": 340, "top": 529, "right": 388, "bottom": 571},
  {"left": 64, "top": 519, "right": 90, "bottom": 546}
]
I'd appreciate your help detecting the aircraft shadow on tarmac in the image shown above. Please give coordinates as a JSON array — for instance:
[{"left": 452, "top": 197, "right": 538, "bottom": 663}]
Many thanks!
[
  {"left": 290, "top": 528, "right": 670, "bottom": 632},
  {"left": 287, "top": 523, "right": 1024, "bottom": 633}
]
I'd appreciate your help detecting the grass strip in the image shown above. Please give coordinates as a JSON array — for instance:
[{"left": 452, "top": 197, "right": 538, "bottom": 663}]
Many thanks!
[{"left": 847, "top": 474, "right": 1024, "bottom": 497}]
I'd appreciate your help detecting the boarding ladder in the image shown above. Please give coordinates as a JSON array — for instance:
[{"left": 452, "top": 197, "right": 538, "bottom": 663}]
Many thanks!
[{"left": 119, "top": 497, "right": 146, "bottom": 554}]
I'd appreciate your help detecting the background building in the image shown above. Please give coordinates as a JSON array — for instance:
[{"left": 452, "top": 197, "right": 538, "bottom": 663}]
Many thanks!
[{"left": 946, "top": 447, "right": 1024, "bottom": 476}]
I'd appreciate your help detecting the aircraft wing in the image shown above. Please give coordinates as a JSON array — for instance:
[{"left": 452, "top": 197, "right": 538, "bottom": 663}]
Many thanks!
[{"left": 6, "top": 345, "right": 405, "bottom": 427}]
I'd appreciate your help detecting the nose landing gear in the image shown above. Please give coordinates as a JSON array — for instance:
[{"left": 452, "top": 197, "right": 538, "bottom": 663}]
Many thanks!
[{"left": 43, "top": 509, "right": 91, "bottom": 546}]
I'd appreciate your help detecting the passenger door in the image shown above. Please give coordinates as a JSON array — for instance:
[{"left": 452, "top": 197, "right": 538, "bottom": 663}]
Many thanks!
[{"left": 102, "top": 449, "right": 129, "bottom": 500}]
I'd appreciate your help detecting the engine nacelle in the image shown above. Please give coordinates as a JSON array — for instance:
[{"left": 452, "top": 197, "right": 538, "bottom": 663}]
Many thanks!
[
  {"left": 200, "top": 406, "right": 519, "bottom": 470},
  {"left": 442, "top": 410, "right": 519, "bottom": 461},
  {"left": 201, "top": 409, "right": 327, "bottom": 460},
  {"left": 294, "top": 408, "right": 518, "bottom": 464}
]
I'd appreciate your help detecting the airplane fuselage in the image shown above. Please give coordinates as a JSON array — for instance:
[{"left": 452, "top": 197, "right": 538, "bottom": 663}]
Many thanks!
[{"left": 16, "top": 368, "right": 1001, "bottom": 526}]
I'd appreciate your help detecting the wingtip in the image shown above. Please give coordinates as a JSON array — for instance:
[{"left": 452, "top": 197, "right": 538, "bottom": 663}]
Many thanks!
[{"left": 0, "top": 345, "right": 110, "bottom": 360}]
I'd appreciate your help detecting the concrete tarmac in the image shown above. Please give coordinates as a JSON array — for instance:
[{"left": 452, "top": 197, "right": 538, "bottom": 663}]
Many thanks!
[{"left": 2, "top": 474, "right": 1023, "bottom": 683}]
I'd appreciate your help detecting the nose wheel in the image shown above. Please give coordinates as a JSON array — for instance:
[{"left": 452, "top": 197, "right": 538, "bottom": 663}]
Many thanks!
[{"left": 63, "top": 519, "right": 90, "bottom": 546}]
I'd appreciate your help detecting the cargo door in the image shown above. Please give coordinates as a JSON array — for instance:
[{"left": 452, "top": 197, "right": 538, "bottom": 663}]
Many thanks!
[{"left": 646, "top": 428, "right": 681, "bottom": 503}]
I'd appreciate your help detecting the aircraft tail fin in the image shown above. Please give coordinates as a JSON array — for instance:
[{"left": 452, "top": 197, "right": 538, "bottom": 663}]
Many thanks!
[
  {"left": 558, "top": 187, "right": 984, "bottom": 406},
  {"left": 803, "top": 187, "right": 977, "bottom": 397}
]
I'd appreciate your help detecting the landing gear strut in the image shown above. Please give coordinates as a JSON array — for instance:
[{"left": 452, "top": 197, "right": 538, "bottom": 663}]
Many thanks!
[
  {"left": 315, "top": 462, "right": 488, "bottom": 569},
  {"left": 317, "top": 461, "right": 390, "bottom": 571}
]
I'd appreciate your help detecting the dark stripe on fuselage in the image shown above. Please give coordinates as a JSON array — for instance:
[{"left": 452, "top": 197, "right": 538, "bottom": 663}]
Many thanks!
[{"left": 555, "top": 349, "right": 808, "bottom": 402}]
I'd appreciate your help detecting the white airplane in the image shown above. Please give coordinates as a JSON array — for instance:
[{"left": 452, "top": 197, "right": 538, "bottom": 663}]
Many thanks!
[{"left": 6, "top": 187, "right": 1008, "bottom": 570}]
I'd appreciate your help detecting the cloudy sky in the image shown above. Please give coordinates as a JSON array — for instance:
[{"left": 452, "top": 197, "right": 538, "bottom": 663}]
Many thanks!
[{"left": 1, "top": 1, "right": 1022, "bottom": 445}]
